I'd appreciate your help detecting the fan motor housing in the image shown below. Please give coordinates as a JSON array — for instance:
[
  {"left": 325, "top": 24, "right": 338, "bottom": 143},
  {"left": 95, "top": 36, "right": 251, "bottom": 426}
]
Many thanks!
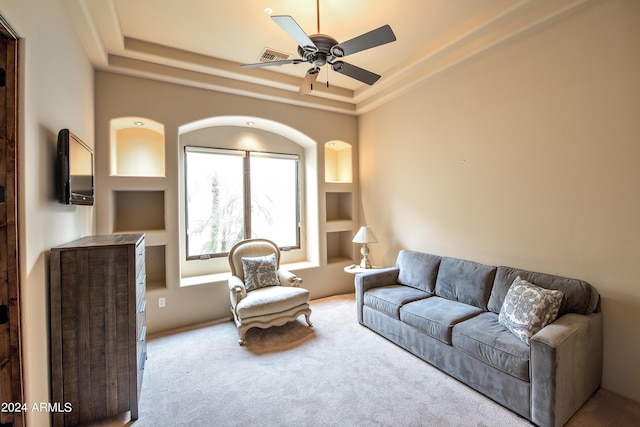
[{"left": 299, "top": 34, "right": 338, "bottom": 66}]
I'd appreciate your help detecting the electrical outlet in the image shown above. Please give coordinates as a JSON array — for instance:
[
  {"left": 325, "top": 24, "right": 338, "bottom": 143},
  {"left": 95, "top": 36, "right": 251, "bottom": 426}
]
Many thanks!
[{"left": 158, "top": 297, "right": 166, "bottom": 308}]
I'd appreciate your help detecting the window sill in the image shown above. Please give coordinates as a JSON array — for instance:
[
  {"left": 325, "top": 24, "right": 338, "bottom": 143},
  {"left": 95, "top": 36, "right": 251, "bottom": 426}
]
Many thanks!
[
  {"left": 179, "top": 261, "right": 320, "bottom": 287},
  {"left": 180, "top": 272, "right": 231, "bottom": 287},
  {"left": 280, "top": 261, "right": 319, "bottom": 271}
]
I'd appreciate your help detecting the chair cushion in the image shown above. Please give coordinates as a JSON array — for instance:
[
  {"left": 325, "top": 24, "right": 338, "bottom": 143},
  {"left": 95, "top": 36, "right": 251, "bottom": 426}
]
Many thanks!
[
  {"left": 452, "top": 312, "right": 531, "bottom": 381},
  {"left": 498, "top": 277, "right": 564, "bottom": 344},
  {"left": 236, "top": 286, "right": 309, "bottom": 319},
  {"left": 400, "top": 297, "right": 483, "bottom": 344},
  {"left": 242, "top": 254, "right": 280, "bottom": 291},
  {"left": 363, "top": 285, "right": 431, "bottom": 319}
]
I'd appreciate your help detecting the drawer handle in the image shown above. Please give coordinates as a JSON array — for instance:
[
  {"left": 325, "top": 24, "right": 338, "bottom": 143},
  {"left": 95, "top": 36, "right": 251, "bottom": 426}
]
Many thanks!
[{"left": 138, "top": 325, "right": 147, "bottom": 342}]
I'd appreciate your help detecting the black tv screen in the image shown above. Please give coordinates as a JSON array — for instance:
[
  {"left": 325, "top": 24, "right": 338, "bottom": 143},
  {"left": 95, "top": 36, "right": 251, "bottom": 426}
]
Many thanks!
[{"left": 56, "top": 129, "right": 94, "bottom": 206}]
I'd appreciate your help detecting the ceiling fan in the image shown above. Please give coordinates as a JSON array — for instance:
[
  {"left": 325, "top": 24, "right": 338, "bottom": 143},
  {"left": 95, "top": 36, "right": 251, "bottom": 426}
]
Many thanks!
[{"left": 241, "top": 0, "right": 396, "bottom": 94}]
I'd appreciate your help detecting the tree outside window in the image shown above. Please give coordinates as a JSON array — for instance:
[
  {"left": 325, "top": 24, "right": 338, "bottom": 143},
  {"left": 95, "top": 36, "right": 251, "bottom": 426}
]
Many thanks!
[{"left": 185, "top": 147, "right": 300, "bottom": 259}]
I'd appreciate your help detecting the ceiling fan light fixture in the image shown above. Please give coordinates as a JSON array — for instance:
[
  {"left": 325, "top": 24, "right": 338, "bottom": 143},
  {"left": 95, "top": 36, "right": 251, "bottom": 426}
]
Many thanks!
[{"left": 330, "top": 46, "right": 344, "bottom": 58}]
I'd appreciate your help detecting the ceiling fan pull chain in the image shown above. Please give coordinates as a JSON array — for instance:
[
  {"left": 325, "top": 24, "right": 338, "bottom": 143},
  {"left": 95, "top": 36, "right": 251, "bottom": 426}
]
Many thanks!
[{"left": 327, "top": 65, "right": 330, "bottom": 88}]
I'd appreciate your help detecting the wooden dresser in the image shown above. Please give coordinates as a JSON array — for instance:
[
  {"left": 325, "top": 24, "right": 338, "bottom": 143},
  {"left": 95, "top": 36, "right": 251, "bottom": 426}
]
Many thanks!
[{"left": 49, "top": 234, "right": 146, "bottom": 426}]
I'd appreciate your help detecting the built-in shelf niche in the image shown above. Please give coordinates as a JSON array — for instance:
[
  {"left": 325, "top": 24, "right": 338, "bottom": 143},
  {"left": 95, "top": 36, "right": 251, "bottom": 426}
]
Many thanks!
[
  {"left": 326, "top": 192, "right": 352, "bottom": 222},
  {"left": 110, "top": 117, "right": 166, "bottom": 177},
  {"left": 113, "top": 190, "right": 165, "bottom": 232},
  {"left": 326, "top": 230, "right": 354, "bottom": 264},
  {"left": 146, "top": 245, "right": 166, "bottom": 291},
  {"left": 325, "top": 141, "right": 352, "bottom": 183}
]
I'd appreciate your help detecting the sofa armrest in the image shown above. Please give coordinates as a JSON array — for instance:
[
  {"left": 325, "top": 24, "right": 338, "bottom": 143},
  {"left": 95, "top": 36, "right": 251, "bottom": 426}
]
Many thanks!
[
  {"left": 228, "top": 276, "right": 247, "bottom": 313},
  {"left": 530, "top": 312, "right": 603, "bottom": 427},
  {"left": 355, "top": 267, "right": 400, "bottom": 323},
  {"left": 278, "top": 269, "right": 302, "bottom": 287}
]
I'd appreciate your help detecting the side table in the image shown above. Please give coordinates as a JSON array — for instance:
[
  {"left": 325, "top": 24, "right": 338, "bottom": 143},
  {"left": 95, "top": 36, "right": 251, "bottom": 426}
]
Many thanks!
[
  {"left": 343, "top": 264, "right": 381, "bottom": 275},
  {"left": 344, "top": 265, "right": 382, "bottom": 296}
]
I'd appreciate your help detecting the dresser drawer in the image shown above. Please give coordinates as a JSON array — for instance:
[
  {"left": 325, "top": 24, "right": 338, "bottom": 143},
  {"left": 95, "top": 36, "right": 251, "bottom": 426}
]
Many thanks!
[
  {"left": 136, "top": 239, "right": 145, "bottom": 277},
  {"left": 137, "top": 319, "right": 147, "bottom": 368},
  {"left": 137, "top": 324, "right": 147, "bottom": 376},
  {"left": 137, "top": 305, "right": 146, "bottom": 335},
  {"left": 136, "top": 273, "right": 146, "bottom": 306}
]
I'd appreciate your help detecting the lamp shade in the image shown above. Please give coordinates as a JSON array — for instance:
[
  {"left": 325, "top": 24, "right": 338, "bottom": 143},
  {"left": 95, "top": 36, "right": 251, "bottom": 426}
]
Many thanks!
[{"left": 352, "top": 226, "right": 378, "bottom": 244}]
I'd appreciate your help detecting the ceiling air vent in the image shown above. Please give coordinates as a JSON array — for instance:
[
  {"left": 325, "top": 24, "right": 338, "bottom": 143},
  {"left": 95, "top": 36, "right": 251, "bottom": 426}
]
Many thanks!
[{"left": 259, "top": 48, "right": 291, "bottom": 63}]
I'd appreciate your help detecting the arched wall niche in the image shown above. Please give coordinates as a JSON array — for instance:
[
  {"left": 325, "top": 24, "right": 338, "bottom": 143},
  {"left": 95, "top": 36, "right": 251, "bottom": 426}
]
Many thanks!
[
  {"left": 110, "top": 116, "right": 166, "bottom": 177},
  {"left": 324, "top": 140, "right": 352, "bottom": 183},
  {"left": 177, "top": 115, "right": 320, "bottom": 279}
]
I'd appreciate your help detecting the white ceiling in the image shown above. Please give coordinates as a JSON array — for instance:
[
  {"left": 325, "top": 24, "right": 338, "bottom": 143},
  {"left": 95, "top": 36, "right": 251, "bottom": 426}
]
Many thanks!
[{"left": 63, "top": 0, "right": 594, "bottom": 114}]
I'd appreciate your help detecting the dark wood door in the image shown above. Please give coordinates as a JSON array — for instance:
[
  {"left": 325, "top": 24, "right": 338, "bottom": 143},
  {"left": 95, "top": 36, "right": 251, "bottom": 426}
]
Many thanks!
[{"left": 0, "top": 14, "right": 24, "bottom": 427}]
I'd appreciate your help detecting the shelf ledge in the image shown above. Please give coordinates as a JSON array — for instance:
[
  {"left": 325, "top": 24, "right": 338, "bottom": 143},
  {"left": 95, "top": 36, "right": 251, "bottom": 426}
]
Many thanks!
[{"left": 179, "top": 261, "right": 320, "bottom": 287}]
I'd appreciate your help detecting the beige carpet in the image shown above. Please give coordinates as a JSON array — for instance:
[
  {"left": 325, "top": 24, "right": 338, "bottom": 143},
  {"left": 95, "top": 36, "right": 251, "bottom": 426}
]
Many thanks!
[{"left": 93, "top": 294, "right": 640, "bottom": 427}]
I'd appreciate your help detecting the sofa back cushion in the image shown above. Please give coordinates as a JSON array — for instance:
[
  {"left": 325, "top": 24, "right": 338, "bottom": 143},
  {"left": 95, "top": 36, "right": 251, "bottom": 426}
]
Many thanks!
[
  {"left": 434, "top": 257, "right": 497, "bottom": 310},
  {"left": 396, "top": 250, "right": 441, "bottom": 294},
  {"left": 488, "top": 266, "right": 600, "bottom": 316}
]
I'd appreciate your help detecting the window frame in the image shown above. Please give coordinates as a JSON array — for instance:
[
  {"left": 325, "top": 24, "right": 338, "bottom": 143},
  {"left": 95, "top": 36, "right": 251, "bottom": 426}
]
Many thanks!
[{"left": 184, "top": 146, "right": 301, "bottom": 261}]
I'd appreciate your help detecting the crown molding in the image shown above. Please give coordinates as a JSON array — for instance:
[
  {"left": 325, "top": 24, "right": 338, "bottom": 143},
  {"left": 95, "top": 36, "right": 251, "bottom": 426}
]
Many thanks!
[{"left": 66, "top": 0, "right": 599, "bottom": 116}]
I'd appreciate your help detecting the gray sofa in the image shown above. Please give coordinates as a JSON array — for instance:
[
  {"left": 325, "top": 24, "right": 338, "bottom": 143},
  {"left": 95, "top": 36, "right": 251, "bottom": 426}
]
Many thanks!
[{"left": 355, "top": 250, "right": 602, "bottom": 427}]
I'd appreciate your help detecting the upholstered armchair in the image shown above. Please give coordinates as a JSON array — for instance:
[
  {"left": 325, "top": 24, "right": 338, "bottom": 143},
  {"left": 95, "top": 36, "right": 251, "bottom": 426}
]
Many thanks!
[{"left": 228, "top": 239, "right": 312, "bottom": 345}]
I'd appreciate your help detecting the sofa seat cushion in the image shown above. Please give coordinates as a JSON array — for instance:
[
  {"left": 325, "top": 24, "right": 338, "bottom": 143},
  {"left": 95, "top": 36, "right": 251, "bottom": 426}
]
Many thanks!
[
  {"left": 400, "top": 297, "right": 483, "bottom": 344},
  {"left": 364, "top": 285, "right": 431, "bottom": 319},
  {"left": 237, "top": 286, "right": 309, "bottom": 319},
  {"left": 452, "top": 312, "right": 530, "bottom": 381}
]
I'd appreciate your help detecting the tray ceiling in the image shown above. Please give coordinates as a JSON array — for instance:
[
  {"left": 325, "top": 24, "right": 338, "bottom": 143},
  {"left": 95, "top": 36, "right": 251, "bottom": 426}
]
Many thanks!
[{"left": 64, "top": 0, "right": 595, "bottom": 114}]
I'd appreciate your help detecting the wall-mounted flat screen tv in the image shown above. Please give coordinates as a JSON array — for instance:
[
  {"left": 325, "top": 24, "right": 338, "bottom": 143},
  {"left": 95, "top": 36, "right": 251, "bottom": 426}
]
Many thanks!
[{"left": 56, "top": 128, "right": 94, "bottom": 206}]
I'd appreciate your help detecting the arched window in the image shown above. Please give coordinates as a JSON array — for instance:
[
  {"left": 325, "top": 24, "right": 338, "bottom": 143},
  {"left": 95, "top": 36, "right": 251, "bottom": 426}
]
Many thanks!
[{"left": 178, "top": 116, "right": 318, "bottom": 282}]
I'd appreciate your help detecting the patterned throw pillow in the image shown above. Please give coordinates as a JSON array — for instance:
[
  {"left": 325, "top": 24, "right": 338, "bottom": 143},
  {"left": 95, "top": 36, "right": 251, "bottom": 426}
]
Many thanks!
[
  {"left": 499, "top": 276, "right": 564, "bottom": 344},
  {"left": 242, "top": 254, "right": 280, "bottom": 291}
]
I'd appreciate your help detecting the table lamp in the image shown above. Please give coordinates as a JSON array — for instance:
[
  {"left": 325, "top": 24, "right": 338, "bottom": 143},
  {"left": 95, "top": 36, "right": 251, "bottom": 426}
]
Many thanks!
[{"left": 352, "top": 226, "right": 378, "bottom": 269}]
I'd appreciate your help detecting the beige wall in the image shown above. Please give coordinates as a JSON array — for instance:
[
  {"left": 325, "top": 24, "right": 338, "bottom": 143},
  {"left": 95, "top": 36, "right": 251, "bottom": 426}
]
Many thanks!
[
  {"left": 6, "top": 1, "right": 638, "bottom": 425},
  {"left": 359, "top": 0, "right": 640, "bottom": 402},
  {"left": 2, "top": 0, "right": 96, "bottom": 425},
  {"left": 94, "top": 72, "right": 359, "bottom": 334}
]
